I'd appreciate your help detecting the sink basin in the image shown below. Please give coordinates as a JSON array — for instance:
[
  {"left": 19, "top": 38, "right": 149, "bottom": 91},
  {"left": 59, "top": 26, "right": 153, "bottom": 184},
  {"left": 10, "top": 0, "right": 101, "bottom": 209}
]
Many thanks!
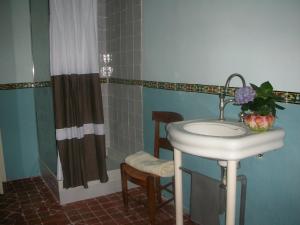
[
  {"left": 184, "top": 122, "right": 247, "bottom": 137},
  {"left": 167, "top": 119, "right": 285, "bottom": 161}
]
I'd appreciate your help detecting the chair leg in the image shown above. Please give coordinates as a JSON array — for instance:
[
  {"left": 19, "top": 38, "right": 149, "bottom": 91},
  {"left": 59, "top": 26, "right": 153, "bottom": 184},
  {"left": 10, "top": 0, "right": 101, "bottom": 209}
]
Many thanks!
[
  {"left": 156, "top": 177, "right": 162, "bottom": 204},
  {"left": 147, "top": 176, "right": 156, "bottom": 225},
  {"left": 172, "top": 176, "right": 175, "bottom": 203},
  {"left": 120, "top": 163, "right": 129, "bottom": 209}
]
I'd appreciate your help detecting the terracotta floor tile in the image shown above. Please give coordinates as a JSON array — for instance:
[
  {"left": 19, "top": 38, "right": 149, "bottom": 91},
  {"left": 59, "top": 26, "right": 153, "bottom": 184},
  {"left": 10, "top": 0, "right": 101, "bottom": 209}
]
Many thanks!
[
  {"left": 84, "top": 217, "right": 100, "bottom": 225},
  {"left": 0, "top": 177, "right": 197, "bottom": 225}
]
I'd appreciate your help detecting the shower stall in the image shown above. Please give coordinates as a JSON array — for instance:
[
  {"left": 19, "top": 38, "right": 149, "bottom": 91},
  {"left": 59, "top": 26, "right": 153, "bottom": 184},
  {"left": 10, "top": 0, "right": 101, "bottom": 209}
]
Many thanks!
[{"left": 31, "top": 0, "right": 143, "bottom": 204}]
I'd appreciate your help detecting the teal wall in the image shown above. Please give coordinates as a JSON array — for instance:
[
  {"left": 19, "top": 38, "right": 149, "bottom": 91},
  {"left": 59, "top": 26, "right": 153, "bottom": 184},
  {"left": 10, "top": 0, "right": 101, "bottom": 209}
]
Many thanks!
[
  {"left": 0, "top": 89, "right": 40, "bottom": 180},
  {"left": 34, "top": 87, "right": 57, "bottom": 174},
  {"left": 143, "top": 88, "right": 300, "bottom": 225},
  {"left": 30, "top": 0, "right": 57, "bottom": 175},
  {"left": 0, "top": 0, "right": 40, "bottom": 180},
  {"left": 143, "top": 1, "right": 300, "bottom": 224}
]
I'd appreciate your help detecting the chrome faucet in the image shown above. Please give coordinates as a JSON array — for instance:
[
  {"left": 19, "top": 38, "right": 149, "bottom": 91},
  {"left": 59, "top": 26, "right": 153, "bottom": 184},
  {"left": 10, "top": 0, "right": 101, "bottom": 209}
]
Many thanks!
[{"left": 219, "top": 73, "right": 246, "bottom": 121}]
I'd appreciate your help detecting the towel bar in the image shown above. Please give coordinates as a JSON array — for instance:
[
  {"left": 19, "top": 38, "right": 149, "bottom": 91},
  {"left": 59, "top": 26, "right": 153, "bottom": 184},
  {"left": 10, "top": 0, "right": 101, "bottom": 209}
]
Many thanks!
[{"left": 179, "top": 166, "right": 247, "bottom": 225}]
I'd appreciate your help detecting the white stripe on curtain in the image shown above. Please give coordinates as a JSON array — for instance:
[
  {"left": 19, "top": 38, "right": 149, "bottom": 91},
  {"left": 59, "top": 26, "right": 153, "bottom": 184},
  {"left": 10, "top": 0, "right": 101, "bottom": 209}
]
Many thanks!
[
  {"left": 56, "top": 123, "right": 105, "bottom": 141},
  {"left": 49, "top": 0, "right": 99, "bottom": 76}
]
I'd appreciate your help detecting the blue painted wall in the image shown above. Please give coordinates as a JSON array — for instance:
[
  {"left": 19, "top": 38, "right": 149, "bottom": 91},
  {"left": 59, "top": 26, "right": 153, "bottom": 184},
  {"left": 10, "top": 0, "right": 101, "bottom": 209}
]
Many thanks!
[
  {"left": 30, "top": 0, "right": 57, "bottom": 175},
  {"left": 34, "top": 87, "right": 57, "bottom": 175},
  {"left": 143, "top": 88, "right": 300, "bottom": 225},
  {"left": 0, "top": 89, "right": 40, "bottom": 180},
  {"left": 0, "top": 0, "right": 40, "bottom": 180}
]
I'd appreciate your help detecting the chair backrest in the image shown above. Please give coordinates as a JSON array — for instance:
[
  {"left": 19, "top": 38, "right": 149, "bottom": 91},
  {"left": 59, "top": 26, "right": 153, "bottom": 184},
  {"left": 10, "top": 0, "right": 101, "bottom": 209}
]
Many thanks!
[{"left": 152, "top": 111, "right": 184, "bottom": 158}]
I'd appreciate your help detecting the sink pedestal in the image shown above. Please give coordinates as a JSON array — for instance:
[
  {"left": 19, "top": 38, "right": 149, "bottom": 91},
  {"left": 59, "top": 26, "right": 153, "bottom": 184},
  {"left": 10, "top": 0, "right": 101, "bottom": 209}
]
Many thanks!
[
  {"left": 226, "top": 160, "right": 238, "bottom": 225},
  {"left": 174, "top": 149, "right": 239, "bottom": 225},
  {"left": 174, "top": 149, "right": 183, "bottom": 225}
]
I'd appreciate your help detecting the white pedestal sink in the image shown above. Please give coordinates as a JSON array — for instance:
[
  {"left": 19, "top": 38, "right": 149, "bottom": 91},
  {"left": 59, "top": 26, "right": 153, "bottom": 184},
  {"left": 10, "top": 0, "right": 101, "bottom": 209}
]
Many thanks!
[{"left": 167, "top": 119, "right": 285, "bottom": 225}]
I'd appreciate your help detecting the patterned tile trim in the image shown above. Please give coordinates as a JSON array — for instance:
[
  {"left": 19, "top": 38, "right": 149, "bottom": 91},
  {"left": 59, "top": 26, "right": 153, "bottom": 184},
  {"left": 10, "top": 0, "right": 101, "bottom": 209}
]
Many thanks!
[
  {"left": 108, "top": 78, "right": 300, "bottom": 105},
  {"left": 0, "top": 81, "right": 52, "bottom": 90},
  {"left": 1, "top": 78, "right": 299, "bottom": 104},
  {"left": 0, "top": 78, "right": 108, "bottom": 90},
  {"left": 99, "top": 77, "right": 109, "bottom": 84},
  {"left": 109, "top": 77, "right": 143, "bottom": 86}
]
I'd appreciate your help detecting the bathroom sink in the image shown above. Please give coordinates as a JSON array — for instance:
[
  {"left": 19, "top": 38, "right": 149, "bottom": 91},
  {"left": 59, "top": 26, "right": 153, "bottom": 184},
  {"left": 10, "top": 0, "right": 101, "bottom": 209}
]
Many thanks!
[
  {"left": 167, "top": 119, "right": 285, "bottom": 161},
  {"left": 183, "top": 121, "right": 247, "bottom": 137}
]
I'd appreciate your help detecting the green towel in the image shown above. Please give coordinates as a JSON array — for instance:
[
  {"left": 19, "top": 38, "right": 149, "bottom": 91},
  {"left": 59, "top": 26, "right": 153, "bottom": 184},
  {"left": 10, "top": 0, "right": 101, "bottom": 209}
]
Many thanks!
[{"left": 190, "top": 171, "right": 226, "bottom": 225}]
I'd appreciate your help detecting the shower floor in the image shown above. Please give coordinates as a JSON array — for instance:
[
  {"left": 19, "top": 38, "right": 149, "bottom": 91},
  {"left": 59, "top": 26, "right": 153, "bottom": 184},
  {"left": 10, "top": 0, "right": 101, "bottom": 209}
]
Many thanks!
[
  {"left": 56, "top": 157, "right": 127, "bottom": 204},
  {"left": 107, "top": 157, "right": 121, "bottom": 171},
  {"left": 0, "top": 177, "right": 196, "bottom": 225}
]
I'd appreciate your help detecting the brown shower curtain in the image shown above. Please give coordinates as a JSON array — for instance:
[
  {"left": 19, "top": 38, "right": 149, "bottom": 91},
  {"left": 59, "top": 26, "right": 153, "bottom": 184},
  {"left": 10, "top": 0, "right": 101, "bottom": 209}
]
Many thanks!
[
  {"left": 52, "top": 74, "right": 108, "bottom": 188},
  {"left": 50, "top": 0, "right": 108, "bottom": 188}
]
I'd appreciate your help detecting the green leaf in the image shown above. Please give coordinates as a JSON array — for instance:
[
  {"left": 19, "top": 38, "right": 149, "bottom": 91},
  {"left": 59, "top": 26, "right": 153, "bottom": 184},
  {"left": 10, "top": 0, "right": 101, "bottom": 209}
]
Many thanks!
[
  {"left": 241, "top": 104, "right": 249, "bottom": 112},
  {"left": 250, "top": 83, "right": 258, "bottom": 90},
  {"left": 260, "top": 81, "right": 273, "bottom": 91},
  {"left": 237, "top": 81, "right": 285, "bottom": 116},
  {"left": 256, "top": 81, "right": 273, "bottom": 99},
  {"left": 275, "top": 104, "right": 285, "bottom": 110},
  {"left": 272, "top": 108, "right": 276, "bottom": 116}
]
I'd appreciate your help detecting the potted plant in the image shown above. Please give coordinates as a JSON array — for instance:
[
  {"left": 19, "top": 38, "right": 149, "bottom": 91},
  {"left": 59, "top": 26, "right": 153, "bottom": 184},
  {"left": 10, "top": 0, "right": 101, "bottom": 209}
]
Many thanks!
[{"left": 235, "top": 81, "right": 285, "bottom": 131}]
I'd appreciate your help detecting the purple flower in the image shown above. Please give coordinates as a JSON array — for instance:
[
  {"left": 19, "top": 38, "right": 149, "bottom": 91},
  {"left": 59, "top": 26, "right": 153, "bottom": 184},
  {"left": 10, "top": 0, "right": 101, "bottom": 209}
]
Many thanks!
[{"left": 235, "top": 86, "right": 256, "bottom": 104}]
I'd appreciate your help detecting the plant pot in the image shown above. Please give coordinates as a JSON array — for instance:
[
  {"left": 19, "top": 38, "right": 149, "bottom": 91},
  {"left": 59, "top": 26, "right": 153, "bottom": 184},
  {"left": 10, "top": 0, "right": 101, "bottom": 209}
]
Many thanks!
[{"left": 244, "top": 114, "right": 275, "bottom": 132}]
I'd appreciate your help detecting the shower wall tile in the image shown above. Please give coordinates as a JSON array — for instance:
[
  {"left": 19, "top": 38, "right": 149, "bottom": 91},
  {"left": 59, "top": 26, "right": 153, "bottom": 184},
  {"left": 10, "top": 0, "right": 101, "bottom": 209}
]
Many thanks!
[
  {"left": 107, "top": 84, "right": 143, "bottom": 162},
  {"left": 98, "top": 1, "right": 111, "bottom": 151},
  {"left": 98, "top": 0, "right": 107, "bottom": 63},
  {"left": 99, "top": 0, "right": 142, "bottom": 162},
  {"left": 106, "top": 0, "right": 142, "bottom": 80}
]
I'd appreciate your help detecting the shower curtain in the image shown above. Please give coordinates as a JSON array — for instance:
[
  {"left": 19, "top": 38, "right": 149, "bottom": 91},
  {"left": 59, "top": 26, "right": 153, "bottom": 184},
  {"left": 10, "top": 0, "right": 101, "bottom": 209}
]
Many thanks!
[{"left": 50, "top": 0, "right": 108, "bottom": 188}]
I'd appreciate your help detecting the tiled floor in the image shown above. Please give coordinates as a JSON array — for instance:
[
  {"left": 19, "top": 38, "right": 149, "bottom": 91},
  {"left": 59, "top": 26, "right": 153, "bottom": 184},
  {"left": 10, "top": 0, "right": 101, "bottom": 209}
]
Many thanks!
[{"left": 0, "top": 177, "right": 197, "bottom": 225}]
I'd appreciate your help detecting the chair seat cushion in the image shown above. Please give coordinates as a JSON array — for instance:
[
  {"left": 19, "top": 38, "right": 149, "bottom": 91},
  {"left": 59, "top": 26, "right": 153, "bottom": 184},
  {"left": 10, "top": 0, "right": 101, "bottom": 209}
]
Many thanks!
[{"left": 125, "top": 151, "right": 174, "bottom": 177}]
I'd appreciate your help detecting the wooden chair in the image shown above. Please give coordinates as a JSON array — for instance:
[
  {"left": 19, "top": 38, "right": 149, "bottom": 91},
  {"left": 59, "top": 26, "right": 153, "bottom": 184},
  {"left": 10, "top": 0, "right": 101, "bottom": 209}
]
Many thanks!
[{"left": 120, "top": 111, "right": 184, "bottom": 225}]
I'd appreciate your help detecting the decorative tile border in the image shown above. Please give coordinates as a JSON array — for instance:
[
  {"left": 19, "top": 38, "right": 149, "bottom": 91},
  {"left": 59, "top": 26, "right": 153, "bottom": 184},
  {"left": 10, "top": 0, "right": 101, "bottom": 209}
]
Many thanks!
[
  {"left": 0, "top": 78, "right": 108, "bottom": 90},
  {"left": 99, "top": 77, "right": 109, "bottom": 84},
  {"left": 1, "top": 78, "right": 299, "bottom": 104},
  {"left": 0, "top": 81, "right": 52, "bottom": 90},
  {"left": 275, "top": 91, "right": 300, "bottom": 104},
  {"left": 109, "top": 77, "right": 142, "bottom": 86},
  {"left": 108, "top": 78, "right": 300, "bottom": 105}
]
